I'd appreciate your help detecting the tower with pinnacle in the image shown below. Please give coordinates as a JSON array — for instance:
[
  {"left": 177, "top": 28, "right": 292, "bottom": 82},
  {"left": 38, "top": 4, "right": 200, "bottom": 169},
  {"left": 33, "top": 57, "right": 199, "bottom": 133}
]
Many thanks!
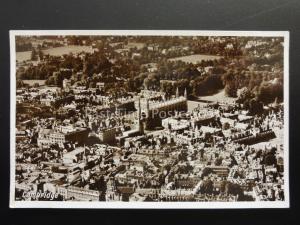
[{"left": 184, "top": 88, "right": 187, "bottom": 99}]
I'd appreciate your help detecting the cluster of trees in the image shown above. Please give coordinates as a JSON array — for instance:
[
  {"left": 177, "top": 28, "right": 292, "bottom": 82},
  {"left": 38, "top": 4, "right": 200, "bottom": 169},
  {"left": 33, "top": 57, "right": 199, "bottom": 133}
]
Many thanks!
[
  {"left": 57, "top": 54, "right": 83, "bottom": 72},
  {"left": 191, "top": 74, "right": 224, "bottom": 96},
  {"left": 16, "top": 42, "right": 33, "bottom": 52},
  {"left": 257, "top": 81, "right": 283, "bottom": 104},
  {"left": 219, "top": 181, "right": 246, "bottom": 200},
  {"left": 125, "top": 73, "right": 147, "bottom": 92},
  {"left": 17, "top": 64, "right": 57, "bottom": 80},
  {"left": 45, "top": 70, "right": 69, "bottom": 86},
  {"left": 194, "top": 179, "right": 253, "bottom": 201},
  {"left": 133, "top": 36, "right": 244, "bottom": 57},
  {"left": 247, "top": 53, "right": 283, "bottom": 67},
  {"left": 30, "top": 49, "right": 44, "bottom": 61},
  {"left": 160, "top": 79, "right": 188, "bottom": 97},
  {"left": 157, "top": 74, "right": 223, "bottom": 98},
  {"left": 220, "top": 38, "right": 284, "bottom": 109},
  {"left": 197, "top": 168, "right": 248, "bottom": 200},
  {"left": 193, "top": 40, "right": 242, "bottom": 57},
  {"left": 243, "top": 38, "right": 284, "bottom": 67},
  {"left": 17, "top": 50, "right": 115, "bottom": 88},
  {"left": 262, "top": 147, "right": 278, "bottom": 166},
  {"left": 83, "top": 52, "right": 112, "bottom": 77},
  {"left": 17, "top": 36, "right": 284, "bottom": 104},
  {"left": 123, "top": 57, "right": 226, "bottom": 97},
  {"left": 236, "top": 83, "right": 283, "bottom": 114},
  {"left": 223, "top": 69, "right": 283, "bottom": 111},
  {"left": 67, "top": 36, "right": 93, "bottom": 46}
]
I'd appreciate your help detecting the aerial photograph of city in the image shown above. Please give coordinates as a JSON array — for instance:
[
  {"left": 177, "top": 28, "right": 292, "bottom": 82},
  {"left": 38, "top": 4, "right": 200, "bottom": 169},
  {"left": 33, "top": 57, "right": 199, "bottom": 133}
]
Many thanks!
[{"left": 11, "top": 32, "right": 288, "bottom": 206}]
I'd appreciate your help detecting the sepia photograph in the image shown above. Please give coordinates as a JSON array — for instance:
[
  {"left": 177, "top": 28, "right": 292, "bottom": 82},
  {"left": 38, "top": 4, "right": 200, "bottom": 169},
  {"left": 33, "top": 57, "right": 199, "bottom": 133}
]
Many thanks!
[{"left": 9, "top": 30, "right": 289, "bottom": 208}]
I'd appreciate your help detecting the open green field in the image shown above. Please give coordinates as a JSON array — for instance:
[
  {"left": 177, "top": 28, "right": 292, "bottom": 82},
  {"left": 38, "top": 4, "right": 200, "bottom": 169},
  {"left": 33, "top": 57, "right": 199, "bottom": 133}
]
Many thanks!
[
  {"left": 188, "top": 89, "right": 237, "bottom": 111},
  {"left": 42, "top": 45, "right": 93, "bottom": 56},
  {"left": 168, "top": 54, "right": 222, "bottom": 64},
  {"left": 16, "top": 51, "right": 32, "bottom": 62},
  {"left": 16, "top": 45, "right": 94, "bottom": 62},
  {"left": 22, "top": 80, "right": 46, "bottom": 86},
  {"left": 187, "top": 100, "right": 205, "bottom": 112},
  {"left": 125, "top": 42, "right": 145, "bottom": 50},
  {"left": 198, "top": 89, "right": 236, "bottom": 104}
]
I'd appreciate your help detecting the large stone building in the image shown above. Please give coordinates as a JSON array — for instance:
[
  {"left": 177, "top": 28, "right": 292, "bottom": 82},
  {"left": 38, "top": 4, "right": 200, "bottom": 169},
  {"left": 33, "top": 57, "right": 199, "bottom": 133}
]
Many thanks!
[
  {"left": 37, "top": 128, "right": 89, "bottom": 148},
  {"left": 98, "top": 127, "right": 116, "bottom": 144},
  {"left": 57, "top": 186, "right": 100, "bottom": 201},
  {"left": 134, "top": 89, "right": 188, "bottom": 130}
]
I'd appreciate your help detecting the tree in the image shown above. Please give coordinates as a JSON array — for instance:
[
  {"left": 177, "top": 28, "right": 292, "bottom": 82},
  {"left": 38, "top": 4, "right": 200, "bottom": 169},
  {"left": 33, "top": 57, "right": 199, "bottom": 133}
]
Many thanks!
[
  {"left": 89, "top": 81, "right": 96, "bottom": 88},
  {"left": 178, "top": 151, "right": 188, "bottom": 161},
  {"left": 143, "top": 73, "right": 159, "bottom": 90},
  {"left": 214, "top": 157, "right": 223, "bottom": 166},
  {"left": 46, "top": 76, "right": 56, "bottom": 85},
  {"left": 249, "top": 98, "right": 263, "bottom": 114},
  {"left": 143, "top": 77, "right": 151, "bottom": 90},
  {"left": 199, "top": 179, "right": 214, "bottom": 194},
  {"left": 256, "top": 81, "right": 283, "bottom": 104},
  {"left": 16, "top": 79, "right": 24, "bottom": 88},
  {"left": 38, "top": 50, "right": 44, "bottom": 60},
  {"left": 219, "top": 180, "right": 227, "bottom": 193},
  {"left": 222, "top": 122, "right": 230, "bottom": 130},
  {"left": 97, "top": 175, "right": 107, "bottom": 201},
  {"left": 264, "top": 153, "right": 277, "bottom": 166},
  {"left": 237, "top": 87, "right": 253, "bottom": 102},
  {"left": 225, "top": 82, "right": 238, "bottom": 97},
  {"left": 225, "top": 182, "right": 244, "bottom": 197},
  {"left": 257, "top": 83, "right": 273, "bottom": 104},
  {"left": 31, "top": 49, "right": 38, "bottom": 61},
  {"left": 33, "top": 83, "right": 40, "bottom": 88},
  {"left": 203, "top": 74, "right": 224, "bottom": 94},
  {"left": 201, "top": 167, "right": 213, "bottom": 178}
]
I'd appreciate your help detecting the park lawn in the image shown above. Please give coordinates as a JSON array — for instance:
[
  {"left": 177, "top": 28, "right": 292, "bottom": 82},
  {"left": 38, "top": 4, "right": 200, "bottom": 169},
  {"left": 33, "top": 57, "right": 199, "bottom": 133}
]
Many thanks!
[{"left": 168, "top": 54, "right": 221, "bottom": 64}]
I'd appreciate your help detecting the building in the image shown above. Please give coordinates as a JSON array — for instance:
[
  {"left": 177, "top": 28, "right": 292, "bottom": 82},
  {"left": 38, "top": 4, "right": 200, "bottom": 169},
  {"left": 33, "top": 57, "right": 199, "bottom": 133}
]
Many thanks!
[
  {"left": 98, "top": 127, "right": 116, "bottom": 144},
  {"left": 62, "top": 79, "right": 71, "bottom": 90},
  {"left": 96, "top": 82, "right": 105, "bottom": 90},
  {"left": 63, "top": 147, "right": 85, "bottom": 164},
  {"left": 65, "top": 128, "right": 89, "bottom": 145},
  {"left": 63, "top": 186, "right": 100, "bottom": 201},
  {"left": 37, "top": 128, "right": 89, "bottom": 148},
  {"left": 205, "top": 166, "right": 229, "bottom": 177},
  {"left": 135, "top": 91, "right": 188, "bottom": 130},
  {"left": 37, "top": 129, "right": 65, "bottom": 147}
]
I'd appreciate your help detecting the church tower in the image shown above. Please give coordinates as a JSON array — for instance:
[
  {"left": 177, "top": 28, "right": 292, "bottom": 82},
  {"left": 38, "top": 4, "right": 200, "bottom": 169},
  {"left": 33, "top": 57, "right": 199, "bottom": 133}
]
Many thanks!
[
  {"left": 137, "top": 97, "right": 141, "bottom": 119},
  {"left": 184, "top": 88, "right": 187, "bottom": 99},
  {"left": 134, "top": 97, "right": 144, "bottom": 134},
  {"left": 176, "top": 87, "right": 179, "bottom": 98},
  {"left": 145, "top": 98, "right": 150, "bottom": 118}
]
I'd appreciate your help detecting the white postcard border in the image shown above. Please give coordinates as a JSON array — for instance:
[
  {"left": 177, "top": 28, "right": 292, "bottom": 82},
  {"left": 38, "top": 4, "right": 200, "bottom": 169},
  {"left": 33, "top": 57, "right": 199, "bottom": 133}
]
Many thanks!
[{"left": 9, "top": 30, "right": 290, "bottom": 209}]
